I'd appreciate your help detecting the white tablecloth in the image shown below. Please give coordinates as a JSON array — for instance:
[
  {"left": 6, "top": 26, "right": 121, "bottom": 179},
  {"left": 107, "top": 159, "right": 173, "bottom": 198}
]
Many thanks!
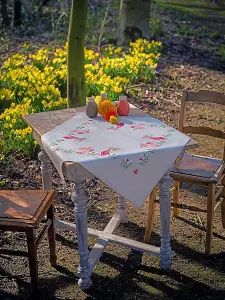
[{"left": 41, "top": 112, "right": 190, "bottom": 208}]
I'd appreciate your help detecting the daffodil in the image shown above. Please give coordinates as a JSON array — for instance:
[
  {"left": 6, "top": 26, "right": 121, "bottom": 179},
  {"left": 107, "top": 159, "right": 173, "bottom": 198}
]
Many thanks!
[{"left": 0, "top": 38, "right": 162, "bottom": 154}]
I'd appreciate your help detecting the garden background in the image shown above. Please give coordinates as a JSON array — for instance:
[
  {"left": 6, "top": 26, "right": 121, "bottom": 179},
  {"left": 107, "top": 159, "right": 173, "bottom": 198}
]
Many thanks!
[{"left": 0, "top": 0, "right": 225, "bottom": 299}]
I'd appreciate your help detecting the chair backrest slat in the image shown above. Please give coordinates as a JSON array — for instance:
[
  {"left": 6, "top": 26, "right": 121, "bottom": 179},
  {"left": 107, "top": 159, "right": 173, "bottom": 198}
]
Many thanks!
[
  {"left": 183, "top": 126, "right": 225, "bottom": 139},
  {"left": 179, "top": 90, "right": 225, "bottom": 160},
  {"left": 186, "top": 90, "right": 225, "bottom": 105}
]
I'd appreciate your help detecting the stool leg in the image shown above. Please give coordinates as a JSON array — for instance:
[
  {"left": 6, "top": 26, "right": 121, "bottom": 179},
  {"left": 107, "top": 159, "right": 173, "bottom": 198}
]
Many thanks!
[
  {"left": 47, "top": 204, "right": 57, "bottom": 266},
  {"left": 172, "top": 181, "right": 180, "bottom": 217},
  {"left": 221, "top": 176, "right": 225, "bottom": 229},
  {"left": 144, "top": 186, "right": 157, "bottom": 243},
  {"left": 206, "top": 183, "right": 215, "bottom": 255},
  {"left": 26, "top": 229, "right": 38, "bottom": 293}
]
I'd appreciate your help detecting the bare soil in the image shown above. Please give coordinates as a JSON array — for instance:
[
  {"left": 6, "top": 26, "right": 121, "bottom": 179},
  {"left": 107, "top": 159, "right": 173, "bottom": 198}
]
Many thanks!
[{"left": 0, "top": 1, "right": 225, "bottom": 299}]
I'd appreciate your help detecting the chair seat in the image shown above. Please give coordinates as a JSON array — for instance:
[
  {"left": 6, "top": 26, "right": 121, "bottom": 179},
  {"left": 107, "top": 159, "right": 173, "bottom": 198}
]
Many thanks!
[
  {"left": 0, "top": 190, "right": 55, "bottom": 228},
  {"left": 170, "top": 153, "right": 225, "bottom": 184}
]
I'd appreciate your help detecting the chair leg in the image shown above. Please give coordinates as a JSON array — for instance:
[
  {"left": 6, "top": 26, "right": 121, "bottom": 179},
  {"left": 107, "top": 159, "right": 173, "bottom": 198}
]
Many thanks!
[
  {"left": 144, "top": 187, "right": 157, "bottom": 243},
  {"left": 47, "top": 204, "right": 57, "bottom": 266},
  {"left": 26, "top": 228, "right": 38, "bottom": 293},
  {"left": 172, "top": 181, "right": 180, "bottom": 217},
  {"left": 221, "top": 176, "right": 225, "bottom": 229},
  {"left": 206, "top": 183, "right": 215, "bottom": 255}
]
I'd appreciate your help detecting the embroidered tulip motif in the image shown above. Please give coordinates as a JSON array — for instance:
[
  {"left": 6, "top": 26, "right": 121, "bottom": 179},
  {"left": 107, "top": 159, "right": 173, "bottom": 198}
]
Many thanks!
[
  {"left": 150, "top": 136, "right": 166, "bottom": 141},
  {"left": 63, "top": 135, "right": 76, "bottom": 139},
  {"left": 117, "top": 123, "right": 124, "bottom": 129},
  {"left": 121, "top": 158, "right": 132, "bottom": 169},
  {"left": 139, "top": 154, "right": 148, "bottom": 166},
  {"left": 72, "top": 129, "right": 90, "bottom": 134},
  {"left": 131, "top": 123, "right": 145, "bottom": 130},
  {"left": 101, "top": 149, "right": 110, "bottom": 156},
  {"left": 63, "top": 135, "right": 86, "bottom": 142}
]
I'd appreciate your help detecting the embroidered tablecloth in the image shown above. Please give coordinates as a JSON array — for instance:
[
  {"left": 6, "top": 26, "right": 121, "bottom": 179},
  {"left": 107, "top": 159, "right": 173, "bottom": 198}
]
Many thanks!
[{"left": 41, "top": 112, "right": 190, "bottom": 208}]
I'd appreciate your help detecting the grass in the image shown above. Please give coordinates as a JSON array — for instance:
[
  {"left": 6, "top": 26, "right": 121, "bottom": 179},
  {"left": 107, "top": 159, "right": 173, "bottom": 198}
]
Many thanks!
[
  {"left": 151, "top": 0, "right": 225, "bottom": 66},
  {"left": 158, "top": 0, "right": 225, "bottom": 18}
]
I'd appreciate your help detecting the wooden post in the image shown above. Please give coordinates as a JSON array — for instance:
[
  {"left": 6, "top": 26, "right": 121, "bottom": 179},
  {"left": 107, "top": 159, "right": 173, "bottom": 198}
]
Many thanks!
[
  {"left": 73, "top": 179, "right": 92, "bottom": 290},
  {"left": 67, "top": 0, "right": 87, "bottom": 108},
  {"left": 158, "top": 170, "right": 172, "bottom": 270}
]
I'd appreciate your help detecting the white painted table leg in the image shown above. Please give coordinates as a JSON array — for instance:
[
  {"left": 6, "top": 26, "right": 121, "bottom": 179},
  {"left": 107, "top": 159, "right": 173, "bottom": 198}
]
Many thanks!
[
  {"left": 118, "top": 195, "right": 128, "bottom": 223},
  {"left": 73, "top": 180, "right": 92, "bottom": 290},
  {"left": 158, "top": 170, "right": 173, "bottom": 270},
  {"left": 38, "top": 148, "right": 53, "bottom": 189}
]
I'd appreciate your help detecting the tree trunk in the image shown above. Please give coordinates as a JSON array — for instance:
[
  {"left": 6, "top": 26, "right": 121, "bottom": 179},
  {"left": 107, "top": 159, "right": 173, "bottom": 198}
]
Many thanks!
[
  {"left": 14, "top": 0, "right": 22, "bottom": 26},
  {"left": 1, "top": 0, "right": 10, "bottom": 26},
  {"left": 67, "top": 0, "right": 87, "bottom": 108},
  {"left": 118, "top": 0, "right": 151, "bottom": 45}
]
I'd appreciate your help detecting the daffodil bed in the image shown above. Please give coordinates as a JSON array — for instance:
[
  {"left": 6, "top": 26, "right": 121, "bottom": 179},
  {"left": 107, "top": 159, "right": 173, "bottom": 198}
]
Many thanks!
[{"left": 0, "top": 39, "right": 162, "bottom": 155}]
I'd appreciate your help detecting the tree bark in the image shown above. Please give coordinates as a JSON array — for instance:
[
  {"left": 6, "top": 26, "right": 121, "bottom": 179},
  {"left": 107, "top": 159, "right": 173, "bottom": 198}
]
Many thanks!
[
  {"left": 118, "top": 0, "right": 151, "bottom": 45},
  {"left": 67, "top": 0, "right": 87, "bottom": 108},
  {"left": 14, "top": 0, "right": 22, "bottom": 26},
  {"left": 1, "top": 0, "right": 10, "bottom": 26}
]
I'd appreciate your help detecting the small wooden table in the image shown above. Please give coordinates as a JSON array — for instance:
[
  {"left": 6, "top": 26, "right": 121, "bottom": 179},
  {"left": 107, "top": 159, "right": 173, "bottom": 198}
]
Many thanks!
[{"left": 23, "top": 105, "right": 199, "bottom": 290}]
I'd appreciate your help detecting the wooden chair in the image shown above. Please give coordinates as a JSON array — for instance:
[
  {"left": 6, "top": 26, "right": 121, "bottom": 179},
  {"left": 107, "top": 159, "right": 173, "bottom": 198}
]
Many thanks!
[
  {"left": 0, "top": 189, "right": 57, "bottom": 292},
  {"left": 144, "top": 90, "right": 225, "bottom": 255}
]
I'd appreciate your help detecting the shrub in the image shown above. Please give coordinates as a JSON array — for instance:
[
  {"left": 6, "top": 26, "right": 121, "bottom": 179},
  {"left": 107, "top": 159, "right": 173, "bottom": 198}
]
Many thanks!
[
  {"left": 0, "top": 39, "right": 162, "bottom": 155},
  {"left": 218, "top": 44, "right": 225, "bottom": 60},
  {"left": 150, "top": 17, "right": 164, "bottom": 37}
]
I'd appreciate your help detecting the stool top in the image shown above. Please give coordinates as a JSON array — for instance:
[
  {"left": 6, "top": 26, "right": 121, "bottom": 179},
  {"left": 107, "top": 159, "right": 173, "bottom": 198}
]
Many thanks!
[{"left": 0, "top": 190, "right": 55, "bottom": 228}]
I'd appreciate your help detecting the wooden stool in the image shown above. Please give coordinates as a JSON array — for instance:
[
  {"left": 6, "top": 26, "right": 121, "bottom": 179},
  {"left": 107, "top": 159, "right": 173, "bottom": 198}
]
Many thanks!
[{"left": 0, "top": 189, "right": 57, "bottom": 293}]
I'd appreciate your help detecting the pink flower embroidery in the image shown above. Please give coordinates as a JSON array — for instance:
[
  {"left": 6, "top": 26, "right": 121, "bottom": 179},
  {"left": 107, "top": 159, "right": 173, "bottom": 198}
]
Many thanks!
[
  {"left": 72, "top": 129, "right": 90, "bottom": 134},
  {"left": 131, "top": 123, "right": 145, "bottom": 130},
  {"left": 63, "top": 135, "right": 76, "bottom": 139},
  {"left": 117, "top": 123, "right": 124, "bottom": 129},
  {"left": 121, "top": 158, "right": 132, "bottom": 169},
  {"left": 108, "top": 147, "right": 120, "bottom": 151},
  {"left": 101, "top": 149, "right": 110, "bottom": 156},
  {"left": 140, "top": 144, "right": 148, "bottom": 148},
  {"left": 139, "top": 154, "right": 148, "bottom": 166},
  {"left": 75, "top": 137, "right": 86, "bottom": 142},
  {"left": 146, "top": 141, "right": 158, "bottom": 146},
  {"left": 133, "top": 169, "right": 138, "bottom": 175},
  {"left": 77, "top": 147, "right": 94, "bottom": 155},
  {"left": 77, "top": 151, "right": 87, "bottom": 155},
  {"left": 150, "top": 136, "right": 166, "bottom": 141},
  {"left": 79, "top": 147, "right": 94, "bottom": 151},
  {"left": 142, "top": 135, "right": 166, "bottom": 141},
  {"left": 140, "top": 142, "right": 157, "bottom": 148}
]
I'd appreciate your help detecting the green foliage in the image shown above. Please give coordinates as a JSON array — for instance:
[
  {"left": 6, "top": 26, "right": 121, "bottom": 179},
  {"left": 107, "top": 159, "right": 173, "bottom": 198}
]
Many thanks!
[
  {"left": 176, "top": 24, "right": 193, "bottom": 36},
  {"left": 0, "top": 39, "right": 162, "bottom": 155},
  {"left": 209, "top": 31, "right": 223, "bottom": 39},
  {"left": 150, "top": 17, "right": 164, "bottom": 37},
  {"left": 218, "top": 44, "right": 225, "bottom": 60}
]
